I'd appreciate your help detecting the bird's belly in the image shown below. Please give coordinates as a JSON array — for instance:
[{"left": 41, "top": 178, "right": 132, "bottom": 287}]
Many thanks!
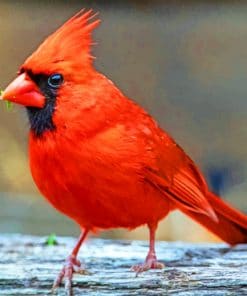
[
  {"left": 30, "top": 158, "right": 170, "bottom": 230},
  {"left": 29, "top": 130, "right": 171, "bottom": 230},
  {"left": 40, "top": 177, "right": 169, "bottom": 230}
]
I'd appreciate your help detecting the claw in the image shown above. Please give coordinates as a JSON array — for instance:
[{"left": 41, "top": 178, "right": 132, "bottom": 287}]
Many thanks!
[
  {"left": 131, "top": 258, "right": 165, "bottom": 275},
  {"left": 51, "top": 255, "right": 89, "bottom": 295}
]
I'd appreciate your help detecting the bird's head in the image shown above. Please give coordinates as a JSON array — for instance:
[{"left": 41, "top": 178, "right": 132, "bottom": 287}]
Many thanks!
[{"left": 1, "top": 10, "right": 100, "bottom": 137}]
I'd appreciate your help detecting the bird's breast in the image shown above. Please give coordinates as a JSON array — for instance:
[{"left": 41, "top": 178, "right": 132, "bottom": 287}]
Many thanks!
[{"left": 28, "top": 127, "right": 170, "bottom": 230}]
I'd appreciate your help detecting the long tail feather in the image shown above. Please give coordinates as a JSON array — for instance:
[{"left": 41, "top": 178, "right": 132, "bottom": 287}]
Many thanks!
[{"left": 182, "top": 191, "right": 247, "bottom": 245}]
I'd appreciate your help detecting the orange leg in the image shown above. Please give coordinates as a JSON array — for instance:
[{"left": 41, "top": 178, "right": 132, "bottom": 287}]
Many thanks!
[
  {"left": 52, "top": 229, "right": 89, "bottom": 294},
  {"left": 131, "top": 224, "right": 165, "bottom": 274}
]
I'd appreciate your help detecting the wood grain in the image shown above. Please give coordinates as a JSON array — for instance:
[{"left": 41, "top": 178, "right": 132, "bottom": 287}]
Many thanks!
[{"left": 0, "top": 235, "right": 246, "bottom": 295}]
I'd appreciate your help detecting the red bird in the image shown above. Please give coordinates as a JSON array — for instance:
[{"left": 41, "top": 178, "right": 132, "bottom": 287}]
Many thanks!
[{"left": 1, "top": 10, "right": 247, "bottom": 294}]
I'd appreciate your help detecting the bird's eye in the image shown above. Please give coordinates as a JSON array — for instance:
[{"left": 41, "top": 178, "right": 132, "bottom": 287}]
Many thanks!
[{"left": 47, "top": 73, "right": 63, "bottom": 88}]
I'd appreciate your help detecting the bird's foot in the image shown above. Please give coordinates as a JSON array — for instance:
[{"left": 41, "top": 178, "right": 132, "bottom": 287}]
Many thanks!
[
  {"left": 52, "top": 255, "right": 89, "bottom": 295},
  {"left": 131, "top": 255, "right": 164, "bottom": 275}
]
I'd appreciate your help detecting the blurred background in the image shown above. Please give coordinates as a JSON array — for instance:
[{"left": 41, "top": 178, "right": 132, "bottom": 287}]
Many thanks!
[{"left": 0, "top": 0, "right": 246, "bottom": 243}]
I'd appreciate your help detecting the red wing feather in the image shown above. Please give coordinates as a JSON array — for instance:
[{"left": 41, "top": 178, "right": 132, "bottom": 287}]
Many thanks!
[{"left": 146, "top": 162, "right": 218, "bottom": 222}]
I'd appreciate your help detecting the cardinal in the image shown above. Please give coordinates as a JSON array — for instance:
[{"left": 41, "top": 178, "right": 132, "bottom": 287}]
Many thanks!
[{"left": 1, "top": 10, "right": 247, "bottom": 294}]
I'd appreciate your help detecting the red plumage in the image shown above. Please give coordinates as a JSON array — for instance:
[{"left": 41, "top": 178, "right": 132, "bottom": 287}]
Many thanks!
[
  {"left": 1, "top": 10, "right": 247, "bottom": 294},
  {"left": 24, "top": 9, "right": 100, "bottom": 74}
]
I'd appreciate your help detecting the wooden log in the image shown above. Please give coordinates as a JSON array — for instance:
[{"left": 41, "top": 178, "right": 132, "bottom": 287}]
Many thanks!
[{"left": 0, "top": 234, "right": 246, "bottom": 295}]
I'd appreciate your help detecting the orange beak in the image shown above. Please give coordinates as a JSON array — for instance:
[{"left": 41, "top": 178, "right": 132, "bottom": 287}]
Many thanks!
[{"left": 0, "top": 73, "right": 45, "bottom": 108}]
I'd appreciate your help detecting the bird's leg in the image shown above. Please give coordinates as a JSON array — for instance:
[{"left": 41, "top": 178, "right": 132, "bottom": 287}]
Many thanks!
[
  {"left": 131, "top": 223, "right": 165, "bottom": 274},
  {"left": 52, "top": 229, "right": 89, "bottom": 294}
]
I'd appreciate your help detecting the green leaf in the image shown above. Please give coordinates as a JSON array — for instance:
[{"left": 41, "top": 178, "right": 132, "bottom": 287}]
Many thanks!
[
  {"left": 45, "top": 233, "right": 58, "bottom": 246},
  {"left": 6, "top": 100, "right": 13, "bottom": 111},
  {"left": 1, "top": 89, "right": 13, "bottom": 111}
]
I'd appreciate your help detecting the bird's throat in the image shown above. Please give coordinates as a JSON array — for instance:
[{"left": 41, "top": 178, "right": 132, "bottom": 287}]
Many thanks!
[
  {"left": 26, "top": 101, "right": 56, "bottom": 137},
  {"left": 24, "top": 70, "right": 58, "bottom": 137}
]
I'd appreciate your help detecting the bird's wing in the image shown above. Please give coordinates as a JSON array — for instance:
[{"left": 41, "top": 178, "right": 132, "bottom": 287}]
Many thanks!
[{"left": 144, "top": 130, "right": 217, "bottom": 221}]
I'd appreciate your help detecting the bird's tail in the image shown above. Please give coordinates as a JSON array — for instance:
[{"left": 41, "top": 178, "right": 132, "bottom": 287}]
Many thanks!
[{"left": 182, "top": 191, "right": 247, "bottom": 245}]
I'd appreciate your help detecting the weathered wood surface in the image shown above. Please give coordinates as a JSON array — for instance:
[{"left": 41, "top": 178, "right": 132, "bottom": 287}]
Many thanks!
[{"left": 0, "top": 235, "right": 246, "bottom": 295}]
